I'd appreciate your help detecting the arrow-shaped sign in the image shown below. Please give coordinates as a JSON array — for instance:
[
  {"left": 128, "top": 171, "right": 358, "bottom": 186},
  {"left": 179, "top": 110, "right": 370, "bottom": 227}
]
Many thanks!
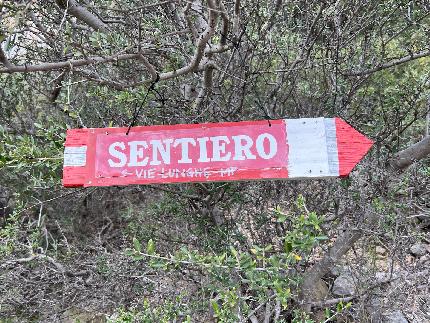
[{"left": 63, "top": 118, "right": 373, "bottom": 187}]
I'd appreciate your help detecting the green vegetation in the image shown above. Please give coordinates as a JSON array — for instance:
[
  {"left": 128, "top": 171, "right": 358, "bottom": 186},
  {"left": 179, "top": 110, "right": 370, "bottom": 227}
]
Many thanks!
[{"left": 0, "top": 0, "right": 429, "bottom": 322}]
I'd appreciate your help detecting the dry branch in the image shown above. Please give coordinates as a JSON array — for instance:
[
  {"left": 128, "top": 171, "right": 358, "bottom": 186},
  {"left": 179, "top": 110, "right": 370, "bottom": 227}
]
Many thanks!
[
  {"left": 0, "top": 52, "right": 143, "bottom": 73},
  {"left": 390, "top": 136, "right": 430, "bottom": 170},
  {"left": 193, "top": 62, "right": 215, "bottom": 108},
  {"left": 158, "top": 0, "right": 220, "bottom": 80},
  {"left": 300, "top": 227, "right": 364, "bottom": 309},
  {"left": 345, "top": 49, "right": 430, "bottom": 76},
  {"left": 219, "top": 1, "right": 229, "bottom": 46},
  {"left": 0, "top": 47, "right": 12, "bottom": 68},
  {"left": 56, "top": 0, "right": 108, "bottom": 32}
]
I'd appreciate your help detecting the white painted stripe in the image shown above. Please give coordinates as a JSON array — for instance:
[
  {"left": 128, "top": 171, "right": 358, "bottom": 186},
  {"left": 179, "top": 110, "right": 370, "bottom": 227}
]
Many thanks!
[
  {"left": 324, "top": 118, "right": 340, "bottom": 176},
  {"left": 64, "top": 146, "right": 87, "bottom": 167},
  {"left": 285, "top": 118, "right": 339, "bottom": 178}
]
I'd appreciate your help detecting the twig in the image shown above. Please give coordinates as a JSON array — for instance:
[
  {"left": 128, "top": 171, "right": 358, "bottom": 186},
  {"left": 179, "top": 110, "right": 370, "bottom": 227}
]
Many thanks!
[
  {"left": 0, "top": 51, "right": 143, "bottom": 73},
  {"left": 345, "top": 49, "right": 430, "bottom": 76},
  {"left": 158, "top": 0, "right": 220, "bottom": 80},
  {"left": 241, "top": 293, "right": 277, "bottom": 323},
  {"left": 308, "top": 296, "right": 356, "bottom": 308}
]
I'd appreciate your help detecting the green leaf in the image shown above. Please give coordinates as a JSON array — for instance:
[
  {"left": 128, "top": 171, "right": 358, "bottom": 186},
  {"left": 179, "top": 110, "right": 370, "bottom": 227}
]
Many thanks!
[
  {"left": 230, "top": 246, "right": 238, "bottom": 257},
  {"left": 211, "top": 300, "right": 220, "bottom": 315},
  {"left": 132, "top": 237, "right": 141, "bottom": 253},
  {"left": 337, "top": 301, "right": 343, "bottom": 312},
  {"left": 146, "top": 239, "right": 155, "bottom": 255},
  {"left": 284, "top": 241, "right": 292, "bottom": 253},
  {"left": 325, "top": 308, "right": 331, "bottom": 318},
  {"left": 315, "top": 235, "right": 328, "bottom": 241},
  {"left": 276, "top": 214, "right": 287, "bottom": 222}
]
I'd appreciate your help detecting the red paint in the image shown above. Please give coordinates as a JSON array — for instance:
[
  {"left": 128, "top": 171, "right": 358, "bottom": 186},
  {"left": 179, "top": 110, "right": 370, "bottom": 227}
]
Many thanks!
[
  {"left": 63, "top": 118, "right": 374, "bottom": 187},
  {"left": 64, "top": 120, "right": 289, "bottom": 187},
  {"left": 335, "top": 118, "right": 374, "bottom": 177},
  {"left": 63, "top": 128, "right": 90, "bottom": 187}
]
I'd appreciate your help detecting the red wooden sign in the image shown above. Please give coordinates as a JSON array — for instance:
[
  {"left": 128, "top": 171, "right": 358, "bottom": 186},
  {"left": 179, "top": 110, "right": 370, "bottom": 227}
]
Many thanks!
[{"left": 63, "top": 118, "right": 373, "bottom": 187}]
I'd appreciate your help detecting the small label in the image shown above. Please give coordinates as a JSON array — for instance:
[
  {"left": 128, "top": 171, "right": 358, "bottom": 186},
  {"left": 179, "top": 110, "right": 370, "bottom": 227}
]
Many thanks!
[{"left": 64, "top": 146, "right": 87, "bottom": 167}]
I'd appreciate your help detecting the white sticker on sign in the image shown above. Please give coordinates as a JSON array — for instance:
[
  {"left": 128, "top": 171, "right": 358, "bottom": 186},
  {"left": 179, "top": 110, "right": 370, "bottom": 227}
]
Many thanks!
[{"left": 64, "top": 146, "right": 87, "bottom": 167}]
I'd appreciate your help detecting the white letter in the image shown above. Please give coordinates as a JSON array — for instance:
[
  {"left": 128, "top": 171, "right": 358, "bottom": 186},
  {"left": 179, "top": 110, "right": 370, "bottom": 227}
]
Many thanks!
[
  {"left": 108, "top": 142, "right": 127, "bottom": 167},
  {"left": 174, "top": 138, "right": 196, "bottom": 163},
  {"left": 256, "top": 133, "right": 277, "bottom": 159},
  {"left": 128, "top": 141, "right": 149, "bottom": 166},
  {"left": 197, "top": 137, "right": 210, "bottom": 162},
  {"left": 150, "top": 139, "right": 173, "bottom": 165},
  {"left": 211, "top": 136, "right": 231, "bottom": 162},
  {"left": 232, "top": 135, "right": 256, "bottom": 160}
]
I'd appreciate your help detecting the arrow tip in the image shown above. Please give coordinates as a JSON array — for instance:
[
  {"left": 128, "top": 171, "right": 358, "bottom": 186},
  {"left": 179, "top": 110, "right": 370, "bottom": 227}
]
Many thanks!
[{"left": 335, "top": 118, "right": 374, "bottom": 176}]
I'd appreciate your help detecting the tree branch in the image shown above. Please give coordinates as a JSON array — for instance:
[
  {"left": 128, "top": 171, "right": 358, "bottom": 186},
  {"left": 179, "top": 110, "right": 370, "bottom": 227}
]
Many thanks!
[
  {"left": 345, "top": 49, "right": 430, "bottom": 76},
  {"left": 0, "top": 52, "right": 142, "bottom": 73},
  {"left": 56, "top": 0, "right": 108, "bottom": 32},
  {"left": 300, "top": 209, "right": 379, "bottom": 311},
  {"left": 0, "top": 46, "right": 12, "bottom": 68},
  {"left": 308, "top": 296, "right": 356, "bottom": 309},
  {"left": 219, "top": 1, "right": 229, "bottom": 46},
  {"left": 390, "top": 136, "right": 430, "bottom": 170},
  {"left": 138, "top": 54, "right": 158, "bottom": 81},
  {"left": 193, "top": 62, "right": 215, "bottom": 109},
  {"left": 157, "top": 0, "right": 219, "bottom": 80}
]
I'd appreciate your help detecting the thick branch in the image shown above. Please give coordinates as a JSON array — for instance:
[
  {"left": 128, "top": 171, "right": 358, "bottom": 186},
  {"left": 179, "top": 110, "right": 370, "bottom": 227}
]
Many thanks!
[
  {"left": 193, "top": 62, "right": 215, "bottom": 108},
  {"left": 183, "top": 2, "right": 198, "bottom": 41},
  {"left": 0, "top": 47, "right": 12, "bottom": 68},
  {"left": 219, "top": 1, "right": 229, "bottom": 46},
  {"left": 0, "top": 52, "right": 142, "bottom": 73},
  {"left": 300, "top": 209, "right": 379, "bottom": 311},
  {"left": 56, "top": 0, "right": 108, "bottom": 32},
  {"left": 138, "top": 54, "right": 158, "bottom": 81},
  {"left": 390, "top": 136, "right": 430, "bottom": 170},
  {"left": 158, "top": 0, "right": 219, "bottom": 80},
  {"left": 345, "top": 49, "right": 430, "bottom": 76},
  {"left": 77, "top": 60, "right": 210, "bottom": 90},
  {"left": 301, "top": 229, "right": 362, "bottom": 306}
]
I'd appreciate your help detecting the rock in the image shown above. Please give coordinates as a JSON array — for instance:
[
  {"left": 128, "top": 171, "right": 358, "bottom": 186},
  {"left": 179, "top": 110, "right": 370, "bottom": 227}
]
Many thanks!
[
  {"left": 382, "top": 310, "right": 408, "bottom": 323},
  {"left": 366, "top": 296, "right": 383, "bottom": 322},
  {"left": 308, "top": 278, "right": 328, "bottom": 323},
  {"left": 62, "top": 307, "right": 106, "bottom": 323},
  {"left": 375, "top": 272, "right": 398, "bottom": 284},
  {"left": 376, "top": 246, "right": 387, "bottom": 255},
  {"left": 332, "top": 274, "right": 355, "bottom": 296},
  {"left": 410, "top": 243, "right": 427, "bottom": 257},
  {"left": 418, "top": 254, "right": 430, "bottom": 265},
  {"left": 376, "top": 259, "right": 389, "bottom": 271},
  {"left": 330, "top": 265, "right": 350, "bottom": 277},
  {"left": 311, "top": 278, "right": 329, "bottom": 300}
]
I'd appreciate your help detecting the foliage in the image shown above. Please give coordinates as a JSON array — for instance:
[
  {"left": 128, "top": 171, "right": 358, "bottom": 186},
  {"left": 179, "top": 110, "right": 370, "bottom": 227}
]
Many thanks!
[
  {"left": 0, "top": 0, "right": 429, "bottom": 321},
  {"left": 125, "top": 196, "right": 327, "bottom": 320}
]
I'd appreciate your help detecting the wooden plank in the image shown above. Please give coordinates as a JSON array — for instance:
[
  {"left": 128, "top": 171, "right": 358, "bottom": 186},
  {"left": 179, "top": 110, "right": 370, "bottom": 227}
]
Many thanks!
[{"left": 62, "top": 118, "right": 373, "bottom": 187}]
